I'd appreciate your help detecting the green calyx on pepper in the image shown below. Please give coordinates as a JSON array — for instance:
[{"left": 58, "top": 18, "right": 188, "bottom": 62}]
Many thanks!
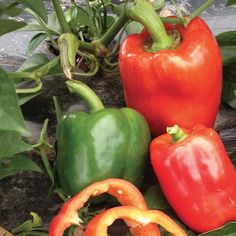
[
  {"left": 125, "top": 0, "right": 178, "bottom": 52},
  {"left": 56, "top": 80, "right": 151, "bottom": 197},
  {"left": 166, "top": 125, "right": 188, "bottom": 143}
]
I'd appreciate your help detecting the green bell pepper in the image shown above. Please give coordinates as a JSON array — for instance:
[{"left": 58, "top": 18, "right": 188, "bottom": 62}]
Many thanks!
[{"left": 56, "top": 80, "right": 151, "bottom": 196}]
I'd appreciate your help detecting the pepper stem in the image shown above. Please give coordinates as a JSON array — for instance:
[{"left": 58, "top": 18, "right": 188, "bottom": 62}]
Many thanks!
[
  {"left": 167, "top": 125, "right": 188, "bottom": 143},
  {"left": 66, "top": 80, "right": 105, "bottom": 113},
  {"left": 185, "top": 0, "right": 216, "bottom": 25},
  {"left": 126, "top": 0, "right": 175, "bottom": 52},
  {"left": 52, "top": 0, "right": 71, "bottom": 33},
  {"left": 99, "top": 4, "right": 128, "bottom": 47}
]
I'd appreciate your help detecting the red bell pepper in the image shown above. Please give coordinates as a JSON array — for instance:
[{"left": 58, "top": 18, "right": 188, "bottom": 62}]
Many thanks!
[
  {"left": 49, "top": 178, "right": 160, "bottom": 236},
  {"left": 119, "top": 0, "right": 222, "bottom": 136},
  {"left": 85, "top": 205, "right": 187, "bottom": 236},
  {"left": 150, "top": 124, "right": 236, "bottom": 233}
]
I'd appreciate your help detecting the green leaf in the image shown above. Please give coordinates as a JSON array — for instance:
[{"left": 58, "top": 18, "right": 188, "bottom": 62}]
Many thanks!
[
  {"left": 0, "top": 1, "right": 21, "bottom": 17},
  {"left": 18, "top": 53, "right": 49, "bottom": 72},
  {"left": 187, "top": 230, "right": 197, "bottom": 236},
  {"left": 0, "top": 130, "right": 32, "bottom": 161},
  {"left": 0, "top": 67, "right": 30, "bottom": 136},
  {"left": 47, "top": 62, "right": 63, "bottom": 75},
  {"left": 226, "top": 0, "right": 236, "bottom": 6},
  {"left": 26, "top": 33, "right": 48, "bottom": 56},
  {"left": 216, "top": 31, "right": 236, "bottom": 47},
  {"left": 0, "top": 156, "right": 41, "bottom": 180},
  {"left": 143, "top": 184, "right": 171, "bottom": 210},
  {"left": 221, "top": 79, "right": 236, "bottom": 109},
  {"left": 0, "top": 0, "right": 17, "bottom": 10},
  {"left": 19, "top": 23, "right": 46, "bottom": 32},
  {"left": 199, "top": 222, "right": 236, "bottom": 235},
  {"left": 125, "top": 21, "right": 143, "bottom": 35},
  {"left": 68, "top": 5, "right": 90, "bottom": 31},
  {"left": 106, "top": 15, "right": 115, "bottom": 28},
  {"left": 221, "top": 63, "right": 236, "bottom": 108},
  {"left": 45, "top": 11, "right": 64, "bottom": 34},
  {"left": 112, "top": 3, "right": 124, "bottom": 16},
  {"left": 19, "top": 10, "right": 71, "bottom": 35},
  {"left": 20, "top": 232, "right": 48, "bottom": 236},
  {"left": 0, "top": 18, "right": 26, "bottom": 36},
  {"left": 23, "top": 12, "right": 61, "bottom": 34},
  {"left": 152, "top": 0, "right": 165, "bottom": 10},
  {"left": 230, "top": 149, "right": 236, "bottom": 164},
  {"left": 19, "top": 22, "right": 59, "bottom": 36},
  {"left": 220, "top": 46, "right": 236, "bottom": 66},
  {"left": 18, "top": 92, "right": 42, "bottom": 106},
  {"left": 4, "top": 6, "right": 23, "bottom": 17},
  {"left": 0, "top": 1, "right": 23, "bottom": 17},
  {"left": 15, "top": 0, "right": 47, "bottom": 23},
  {"left": 68, "top": 226, "right": 76, "bottom": 236},
  {"left": 12, "top": 212, "right": 42, "bottom": 234}
]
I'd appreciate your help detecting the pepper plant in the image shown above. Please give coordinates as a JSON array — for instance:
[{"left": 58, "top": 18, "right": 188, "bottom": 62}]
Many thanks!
[
  {"left": 0, "top": 0, "right": 187, "bottom": 181},
  {"left": 1, "top": 0, "right": 236, "bottom": 235}
]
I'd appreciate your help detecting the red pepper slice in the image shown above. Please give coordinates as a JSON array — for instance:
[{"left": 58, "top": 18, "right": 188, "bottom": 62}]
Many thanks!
[
  {"left": 49, "top": 178, "right": 160, "bottom": 236},
  {"left": 85, "top": 205, "right": 187, "bottom": 236}
]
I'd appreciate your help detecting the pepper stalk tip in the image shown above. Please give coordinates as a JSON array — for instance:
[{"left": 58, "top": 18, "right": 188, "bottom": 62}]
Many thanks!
[{"left": 167, "top": 124, "right": 188, "bottom": 143}]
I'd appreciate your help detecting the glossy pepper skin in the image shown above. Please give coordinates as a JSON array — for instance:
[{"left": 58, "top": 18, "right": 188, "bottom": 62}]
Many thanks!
[
  {"left": 150, "top": 124, "right": 236, "bottom": 233},
  {"left": 119, "top": 17, "right": 222, "bottom": 136},
  {"left": 56, "top": 107, "right": 151, "bottom": 196}
]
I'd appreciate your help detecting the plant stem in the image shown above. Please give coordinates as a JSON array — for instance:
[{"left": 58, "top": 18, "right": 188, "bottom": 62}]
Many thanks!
[
  {"left": 9, "top": 56, "right": 60, "bottom": 93},
  {"left": 26, "top": 9, "right": 58, "bottom": 48},
  {"left": 161, "top": 17, "right": 184, "bottom": 24},
  {"left": 52, "top": 0, "right": 71, "bottom": 33},
  {"left": 185, "top": 0, "right": 215, "bottom": 25},
  {"left": 100, "top": 0, "right": 107, "bottom": 32},
  {"left": 70, "top": 0, "right": 76, "bottom": 6},
  {"left": 35, "top": 119, "right": 54, "bottom": 182},
  {"left": 16, "top": 78, "right": 42, "bottom": 94},
  {"left": 35, "top": 56, "right": 60, "bottom": 77},
  {"left": 126, "top": 0, "right": 174, "bottom": 52},
  {"left": 171, "top": 0, "right": 184, "bottom": 21},
  {"left": 53, "top": 96, "right": 62, "bottom": 123},
  {"left": 54, "top": 188, "right": 70, "bottom": 202},
  {"left": 99, "top": 4, "right": 128, "bottom": 47},
  {"left": 39, "top": 147, "right": 54, "bottom": 183},
  {"left": 58, "top": 33, "right": 80, "bottom": 79},
  {"left": 86, "top": 0, "right": 99, "bottom": 37},
  {"left": 66, "top": 80, "right": 105, "bottom": 112},
  {"left": 3, "top": 2, "right": 19, "bottom": 13},
  {"left": 7, "top": 71, "right": 36, "bottom": 80},
  {"left": 79, "top": 41, "right": 96, "bottom": 54},
  {"left": 167, "top": 125, "right": 188, "bottom": 143}
]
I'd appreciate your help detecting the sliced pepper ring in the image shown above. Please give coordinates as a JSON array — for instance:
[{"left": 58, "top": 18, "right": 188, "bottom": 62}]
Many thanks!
[
  {"left": 85, "top": 205, "right": 187, "bottom": 236},
  {"left": 49, "top": 178, "right": 160, "bottom": 236}
]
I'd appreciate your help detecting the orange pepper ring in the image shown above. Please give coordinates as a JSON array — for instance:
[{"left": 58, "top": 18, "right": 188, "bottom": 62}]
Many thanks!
[
  {"left": 49, "top": 178, "right": 160, "bottom": 236},
  {"left": 85, "top": 205, "right": 187, "bottom": 236}
]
